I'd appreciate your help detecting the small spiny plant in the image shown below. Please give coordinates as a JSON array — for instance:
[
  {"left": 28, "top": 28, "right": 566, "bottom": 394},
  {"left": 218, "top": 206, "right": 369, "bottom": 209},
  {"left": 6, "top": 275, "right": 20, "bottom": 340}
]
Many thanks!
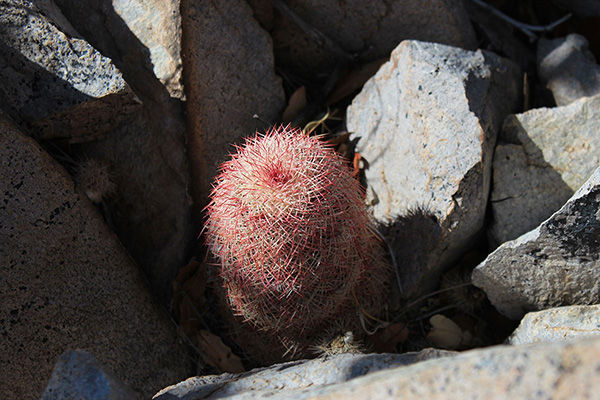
[
  {"left": 75, "top": 157, "right": 116, "bottom": 204},
  {"left": 204, "top": 126, "right": 391, "bottom": 364}
]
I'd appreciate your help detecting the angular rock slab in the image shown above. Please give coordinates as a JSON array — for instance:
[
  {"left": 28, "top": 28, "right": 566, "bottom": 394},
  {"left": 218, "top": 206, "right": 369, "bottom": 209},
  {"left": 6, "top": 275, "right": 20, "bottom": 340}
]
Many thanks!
[
  {"left": 254, "top": 0, "right": 476, "bottom": 81},
  {"left": 0, "top": 115, "right": 193, "bottom": 398},
  {"left": 489, "top": 94, "right": 600, "bottom": 245},
  {"left": 41, "top": 350, "right": 136, "bottom": 400},
  {"left": 0, "top": 0, "right": 138, "bottom": 136},
  {"left": 508, "top": 305, "right": 600, "bottom": 346},
  {"left": 245, "top": 338, "right": 600, "bottom": 399},
  {"left": 81, "top": 104, "right": 194, "bottom": 306},
  {"left": 54, "top": 0, "right": 184, "bottom": 100},
  {"left": 181, "top": 0, "right": 285, "bottom": 211},
  {"left": 347, "top": 40, "right": 521, "bottom": 297},
  {"left": 154, "top": 349, "right": 453, "bottom": 399},
  {"left": 473, "top": 166, "right": 600, "bottom": 320},
  {"left": 538, "top": 34, "right": 600, "bottom": 106},
  {"left": 51, "top": 0, "right": 194, "bottom": 304}
]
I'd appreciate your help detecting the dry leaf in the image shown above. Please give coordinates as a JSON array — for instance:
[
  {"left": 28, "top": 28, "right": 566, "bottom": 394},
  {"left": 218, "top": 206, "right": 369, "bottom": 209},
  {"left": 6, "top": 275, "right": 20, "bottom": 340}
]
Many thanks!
[
  {"left": 367, "top": 322, "right": 409, "bottom": 353},
  {"left": 282, "top": 86, "right": 307, "bottom": 124},
  {"left": 352, "top": 152, "right": 362, "bottom": 178},
  {"left": 196, "top": 330, "right": 245, "bottom": 373},
  {"left": 427, "top": 314, "right": 464, "bottom": 350}
]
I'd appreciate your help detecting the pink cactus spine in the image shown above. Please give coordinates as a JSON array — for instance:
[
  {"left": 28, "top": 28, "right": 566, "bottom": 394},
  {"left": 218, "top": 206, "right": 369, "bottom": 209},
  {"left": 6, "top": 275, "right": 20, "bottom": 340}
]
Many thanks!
[{"left": 205, "top": 126, "right": 390, "bottom": 362}]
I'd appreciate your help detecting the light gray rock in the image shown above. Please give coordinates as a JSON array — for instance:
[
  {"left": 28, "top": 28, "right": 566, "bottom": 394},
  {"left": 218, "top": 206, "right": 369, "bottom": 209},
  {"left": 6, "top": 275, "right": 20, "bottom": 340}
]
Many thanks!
[
  {"left": 252, "top": 0, "right": 476, "bottom": 81},
  {"left": 54, "top": 0, "right": 184, "bottom": 100},
  {"left": 473, "top": 166, "right": 600, "bottom": 320},
  {"left": 154, "top": 349, "right": 454, "bottom": 399},
  {"left": 109, "top": 0, "right": 184, "bottom": 100},
  {"left": 489, "top": 94, "right": 600, "bottom": 245},
  {"left": 41, "top": 350, "right": 136, "bottom": 400},
  {"left": 538, "top": 34, "right": 600, "bottom": 106},
  {"left": 346, "top": 40, "right": 521, "bottom": 298},
  {"left": 0, "top": 0, "right": 139, "bottom": 136},
  {"left": 508, "top": 305, "right": 600, "bottom": 346},
  {"left": 0, "top": 113, "right": 193, "bottom": 399},
  {"left": 243, "top": 338, "right": 600, "bottom": 400},
  {"left": 181, "top": 0, "right": 285, "bottom": 211},
  {"left": 52, "top": 0, "right": 195, "bottom": 305}
]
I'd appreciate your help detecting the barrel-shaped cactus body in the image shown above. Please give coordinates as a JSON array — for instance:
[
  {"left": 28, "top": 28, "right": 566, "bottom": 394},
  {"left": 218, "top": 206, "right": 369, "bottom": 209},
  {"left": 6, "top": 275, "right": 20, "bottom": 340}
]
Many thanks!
[{"left": 205, "top": 126, "right": 390, "bottom": 363}]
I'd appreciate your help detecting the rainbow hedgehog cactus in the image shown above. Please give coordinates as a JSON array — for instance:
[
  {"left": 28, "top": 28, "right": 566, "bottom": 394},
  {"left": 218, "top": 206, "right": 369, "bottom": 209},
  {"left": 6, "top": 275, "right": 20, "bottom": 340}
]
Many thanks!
[{"left": 204, "top": 126, "right": 391, "bottom": 364}]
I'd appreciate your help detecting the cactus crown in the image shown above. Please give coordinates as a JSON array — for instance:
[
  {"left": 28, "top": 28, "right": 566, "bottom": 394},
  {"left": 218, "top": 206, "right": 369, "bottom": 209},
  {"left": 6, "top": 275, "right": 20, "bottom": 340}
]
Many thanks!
[{"left": 205, "top": 126, "right": 390, "bottom": 361}]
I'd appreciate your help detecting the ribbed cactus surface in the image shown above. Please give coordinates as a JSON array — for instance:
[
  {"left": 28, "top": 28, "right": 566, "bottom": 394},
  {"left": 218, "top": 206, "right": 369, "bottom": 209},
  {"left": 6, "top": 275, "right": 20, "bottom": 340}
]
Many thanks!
[{"left": 205, "top": 126, "right": 390, "bottom": 363}]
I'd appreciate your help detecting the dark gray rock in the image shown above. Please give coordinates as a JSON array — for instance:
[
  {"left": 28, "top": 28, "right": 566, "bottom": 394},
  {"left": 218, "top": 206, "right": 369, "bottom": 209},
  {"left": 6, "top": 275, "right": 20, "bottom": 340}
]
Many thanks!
[
  {"left": 473, "top": 166, "right": 600, "bottom": 320},
  {"left": 0, "top": 113, "right": 193, "bottom": 399},
  {"left": 346, "top": 40, "right": 521, "bottom": 298},
  {"left": 507, "top": 305, "right": 600, "bottom": 346},
  {"left": 538, "top": 34, "right": 600, "bottom": 106},
  {"left": 154, "top": 349, "right": 453, "bottom": 399},
  {"left": 554, "top": 0, "right": 600, "bottom": 18},
  {"left": 180, "top": 0, "right": 285, "bottom": 211},
  {"left": 251, "top": 0, "right": 476, "bottom": 81},
  {"left": 53, "top": 0, "right": 195, "bottom": 305},
  {"left": 54, "top": 0, "right": 184, "bottom": 101},
  {"left": 0, "top": 0, "right": 139, "bottom": 138},
  {"left": 41, "top": 350, "right": 136, "bottom": 400},
  {"left": 489, "top": 94, "right": 600, "bottom": 245}
]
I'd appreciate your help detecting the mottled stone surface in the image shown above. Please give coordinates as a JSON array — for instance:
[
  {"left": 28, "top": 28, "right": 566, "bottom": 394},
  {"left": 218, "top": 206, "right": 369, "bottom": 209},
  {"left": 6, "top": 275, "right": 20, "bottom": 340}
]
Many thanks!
[
  {"left": 53, "top": 0, "right": 195, "bottom": 304},
  {"left": 0, "top": 114, "right": 193, "bottom": 399},
  {"left": 265, "top": 338, "right": 600, "bottom": 399},
  {"left": 538, "top": 34, "right": 600, "bottom": 106},
  {"left": 154, "top": 350, "right": 453, "bottom": 399},
  {"left": 252, "top": 0, "right": 476, "bottom": 81},
  {"left": 55, "top": 0, "right": 184, "bottom": 100},
  {"left": 0, "top": 0, "right": 138, "bottom": 136},
  {"left": 41, "top": 350, "right": 136, "bottom": 400},
  {"left": 181, "top": 0, "right": 285, "bottom": 211},
  {"left": 346, "top": 40, "right": 521, "bottom": 298},
  {"left": 489, "top": 94, "right": 600, "bottom": 245},
  {"left": 508, "top": 305, "right": 600, "bottom": 346},
  {"left": 157, "top": 338, "right": 600, "bottom": 399},
  {"left": 473, "top": 167, "right": 600, "bottom": 320}
]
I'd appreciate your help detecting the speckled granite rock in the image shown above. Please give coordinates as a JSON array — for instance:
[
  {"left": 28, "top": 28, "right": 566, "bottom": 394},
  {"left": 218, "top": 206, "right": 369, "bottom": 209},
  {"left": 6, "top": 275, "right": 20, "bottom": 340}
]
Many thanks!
[
  {"left": 473, "top": 166, "right": 600, "bottom": 320},
  {"left": 251, "top": 0, "right": 476, "bottom": 81},
  {"left": 0, "top": 113, "right": 193, "bottom": 399},
  {"left": 508, "top": 305, "right": 600, "bottom": 346},
  {"left": 54, "top": 0, "right": 184, "bottom": 100},
  {"left": 283, "top": 338, "right": 600, "bottom": 399},
  {"left": 346, "top": 40, "right": 521, "bottom": 298},
  {"left": 156, "top": 338, "right": 600, "bottom": 399},
  {"left": 538, "top": 34, "right": 600, "bottom": 106},
  {"left": 181, "top": 0, "right": 285, "bottom": 211},
  {"left": 50, "top": 0, "right": 195, "bottom": 305},
  {"left": 41, "top": 350, "right": 136, "bottom": 400},
  {"left": 154, "top": 350, "right": 454, "bottom": 399},
  {"left": 0, "top": 0, "right": 139, "bottom": 139},
  {"left": 489, "top": 94, "right": 600, "bottom": 246},
  {"left": 181, "top": 0, "right": 285, "bottom": 212}
]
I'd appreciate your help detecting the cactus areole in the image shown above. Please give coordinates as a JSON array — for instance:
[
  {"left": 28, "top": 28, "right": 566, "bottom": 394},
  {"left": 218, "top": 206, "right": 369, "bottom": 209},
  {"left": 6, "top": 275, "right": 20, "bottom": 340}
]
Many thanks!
[{"left": 204, "top": 126, "right": 389, "bottom": 361}]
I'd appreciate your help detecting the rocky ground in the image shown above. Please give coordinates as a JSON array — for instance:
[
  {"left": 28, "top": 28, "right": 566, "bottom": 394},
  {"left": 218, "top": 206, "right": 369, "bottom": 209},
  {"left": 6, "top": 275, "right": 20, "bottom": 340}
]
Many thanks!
[{"left": 1, "top": 0, "right": 599, "bottom": 399}]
